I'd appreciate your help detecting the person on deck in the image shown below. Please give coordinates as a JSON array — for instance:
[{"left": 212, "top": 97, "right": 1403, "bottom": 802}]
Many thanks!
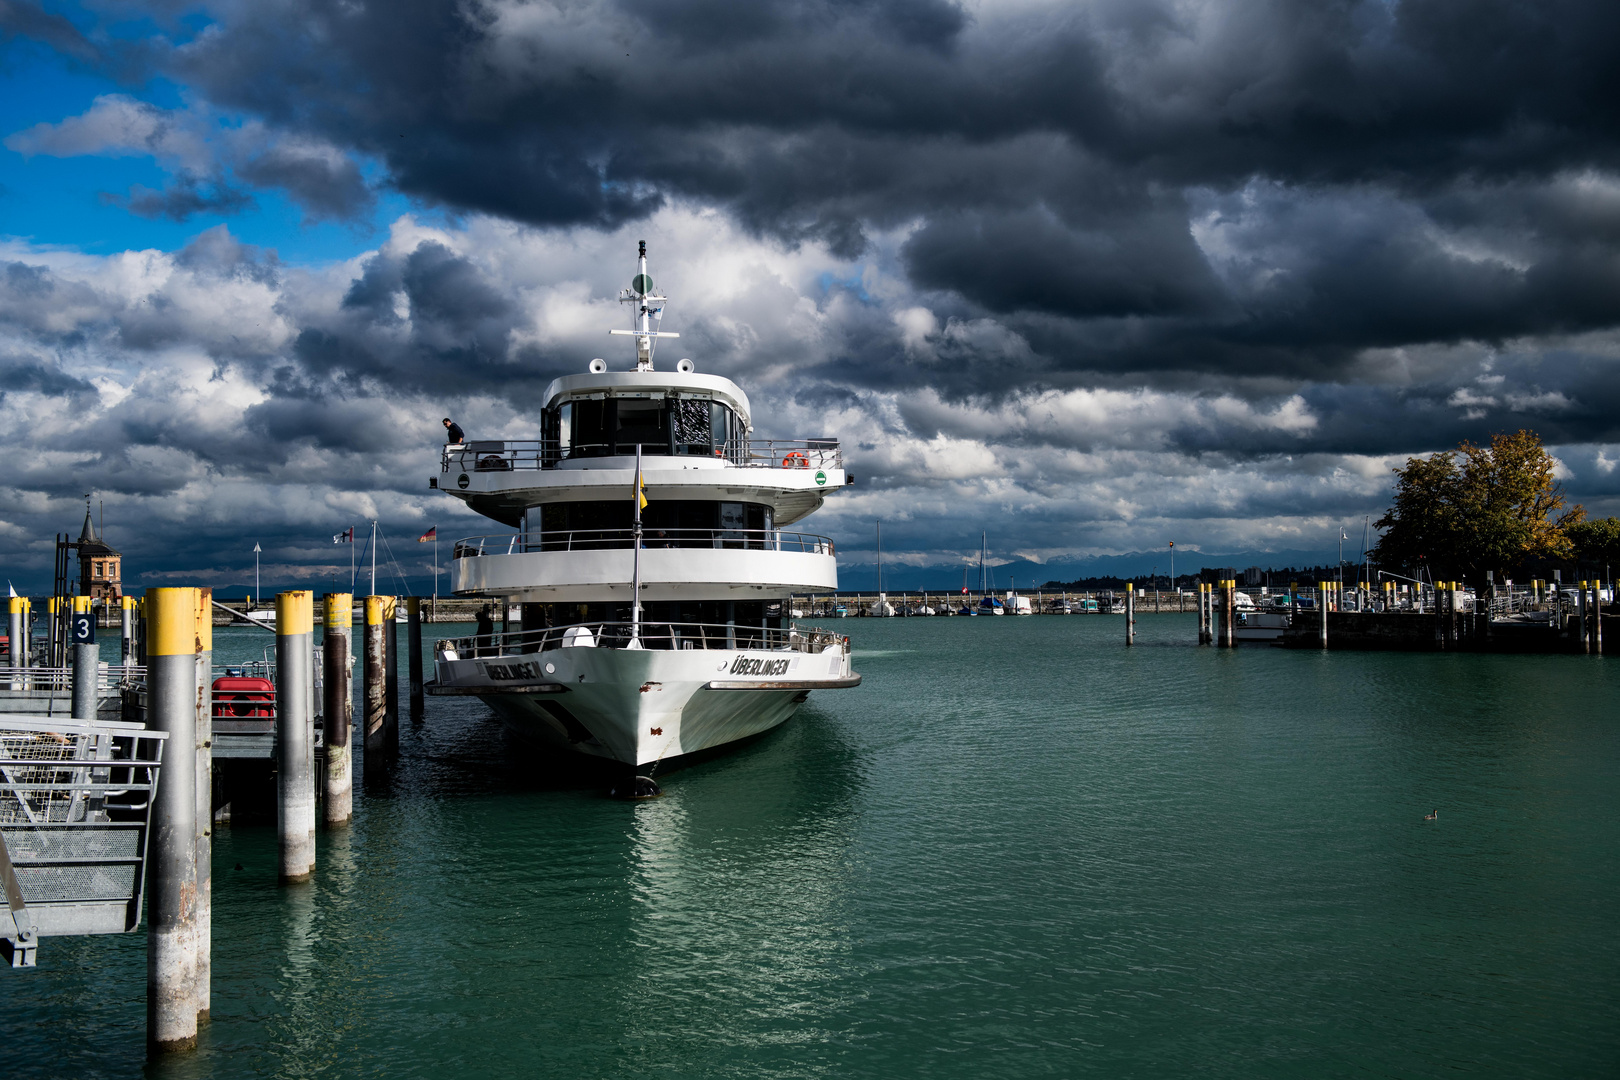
[
  {"left": 443, "top": 417, "right": 465, "bottom": 444},
  {"left": 474, "top": 605, "right": 494, "bottom": 657}
]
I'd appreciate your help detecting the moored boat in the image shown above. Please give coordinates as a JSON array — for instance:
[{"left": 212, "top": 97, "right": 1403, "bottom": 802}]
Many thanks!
[{"left": 427, "top": 243, "right": 861, "bottom": 780}]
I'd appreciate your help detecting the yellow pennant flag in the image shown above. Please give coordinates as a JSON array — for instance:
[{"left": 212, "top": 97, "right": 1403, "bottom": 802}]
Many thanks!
[{"left": 637, "top": 468, "right": 648, "bottom": 510}]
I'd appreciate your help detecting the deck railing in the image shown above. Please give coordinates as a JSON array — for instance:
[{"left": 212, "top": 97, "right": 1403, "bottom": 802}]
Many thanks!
[
  {"left": 0, "top": 665, "right": 146, "bottom": 694},
  {"left": 452, "top": 528, "right": 834, "bottom": 558},
  {"left": 441, "top": 438, "right": 842, "bottom": 473},
  {"left": 439, "top": 620, "right": 846, "bottom": 658}
]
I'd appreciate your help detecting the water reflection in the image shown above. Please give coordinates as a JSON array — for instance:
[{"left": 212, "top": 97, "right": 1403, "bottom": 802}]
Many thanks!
[{"left": 608, "top": 708, "right": 867, "bottom": 1069}]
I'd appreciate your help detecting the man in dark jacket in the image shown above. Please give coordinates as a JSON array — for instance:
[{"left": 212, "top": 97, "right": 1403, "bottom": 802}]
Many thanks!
[{"left": 443, "top": 417, "right": 465, "bottom": 443}]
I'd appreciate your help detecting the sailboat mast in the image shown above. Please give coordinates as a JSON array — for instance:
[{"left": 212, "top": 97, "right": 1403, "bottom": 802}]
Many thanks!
[
  {"left": 370, "top": 520, "right": 377, "bottom": 596},
  {"left": 980, "top": 532, "right": 986, "bottom": 595},
  {"left": 877, "top": 520, "right": 882, "bottom": 597}
]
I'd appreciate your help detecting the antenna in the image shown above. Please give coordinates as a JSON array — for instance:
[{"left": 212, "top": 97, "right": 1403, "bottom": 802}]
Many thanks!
[{"left": 612, "top": 240, "right": 678, "bottom": 371}]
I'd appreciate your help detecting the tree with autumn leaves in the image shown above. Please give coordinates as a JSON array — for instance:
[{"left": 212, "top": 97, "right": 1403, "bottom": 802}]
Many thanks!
[{"left": 1373, "top": 430, "right": 1585, "bottom": 589}]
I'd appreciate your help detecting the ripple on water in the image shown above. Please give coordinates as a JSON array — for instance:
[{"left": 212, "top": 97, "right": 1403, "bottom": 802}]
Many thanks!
[{"left": 11, "top": 616, "right": 1619, "bottom": 1078}]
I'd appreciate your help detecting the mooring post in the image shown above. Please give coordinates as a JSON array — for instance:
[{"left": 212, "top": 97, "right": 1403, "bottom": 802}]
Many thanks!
[
  {"left": 1223, "top": 580, "right": 1231, "bottom": 644},
  {"left": 407, "top": 596, "right": 424, "bottom": 719},
  {"left": 146, "top": 587, "right": 199, "bottom": 1052},
  {"left": 71, "top": 596, "right": 96, "bottom": 720},
  {"left": 121, "top": 595, "right": 136, "bottom": 665},
  {"left": 276, "top": 591, "right": 315, "bottom": 881},
  {"left": 1575, "top": 581, "right": 1588, "bottom": 655},
  {"left": 1318, "top": 582, "right": 1329, "bottom": 649},
  {"left": 7, "top": 597, "right": 22, "bottom": 690},
  {"left": 192, "top": 588, "right": 212, "bottom": 1021},
  {"left": 363, "top": 596, "right": 386, "bottom": 781},
  {"left": 1594, "top": 581, "right": 1603, "bottom": 655},
  {"left": 383, "top": 597, "right": 399, "bottom": 758},
  {"left": 323, "top": 593, "right": 353, "bottom": 825},
  {"left": 1125, "top": 583, "right": 1135, "bottom": 646}
]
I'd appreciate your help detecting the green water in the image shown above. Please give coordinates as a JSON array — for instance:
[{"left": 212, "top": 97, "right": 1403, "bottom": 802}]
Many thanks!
[{"left": 8, "top": 616, "right": 1619, "bottom": 1077}]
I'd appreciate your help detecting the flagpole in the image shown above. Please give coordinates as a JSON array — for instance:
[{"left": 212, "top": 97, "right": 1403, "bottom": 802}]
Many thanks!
[
  {"left": 253, "top": 542, "right": 261, "bottom": 606},
  {"left": 350, "top": 529, "right": 355, "bottom": 593},
  {"left": 630, "top": 444, "right": 643, "bottom": 649},
  {"left": 371, "top": 520, "right": 378, "bottom": 597}
]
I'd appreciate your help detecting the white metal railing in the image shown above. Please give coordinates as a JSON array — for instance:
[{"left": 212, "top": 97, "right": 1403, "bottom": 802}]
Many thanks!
[
  {"left": 441, "top": 437, "right": 842, "bottom": 473},
  {"left": 0, "top": 666, "right": 145, "bottom": 693},
  {"left": 452, "top": 528, "right": 834, "bottom": 558},
  {"left": 439, "top": 620, "right": 846, "bottom": 657}
]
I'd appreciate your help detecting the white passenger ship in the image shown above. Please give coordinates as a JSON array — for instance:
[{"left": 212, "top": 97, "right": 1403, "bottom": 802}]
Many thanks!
[{"left": 428, "top": 243, "right": 859, "bottom": 788}]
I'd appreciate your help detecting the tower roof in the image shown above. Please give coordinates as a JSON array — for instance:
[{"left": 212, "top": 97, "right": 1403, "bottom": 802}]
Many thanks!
[{"left": 76, "top": 511, "right": 119, "bottom": 557}]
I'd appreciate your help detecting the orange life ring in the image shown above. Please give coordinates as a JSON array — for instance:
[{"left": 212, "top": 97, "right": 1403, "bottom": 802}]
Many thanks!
[{"left": 783, "top": 452, "right": 809, "bottom": 468}]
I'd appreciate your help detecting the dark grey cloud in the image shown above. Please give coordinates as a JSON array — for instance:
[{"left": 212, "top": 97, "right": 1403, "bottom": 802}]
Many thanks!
[{"left": 110, "top": 176, "right": 256, "bottom": 221}]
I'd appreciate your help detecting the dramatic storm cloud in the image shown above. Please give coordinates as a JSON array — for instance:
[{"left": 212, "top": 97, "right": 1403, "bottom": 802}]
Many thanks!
[{"left": 0, "top": 0, "right": 1617, "bottom": 591}]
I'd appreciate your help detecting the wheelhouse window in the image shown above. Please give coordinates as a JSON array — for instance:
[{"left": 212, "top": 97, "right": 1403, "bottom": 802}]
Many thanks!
[{"left": 551, "top": 396, "right": 741, "bottom": 459}]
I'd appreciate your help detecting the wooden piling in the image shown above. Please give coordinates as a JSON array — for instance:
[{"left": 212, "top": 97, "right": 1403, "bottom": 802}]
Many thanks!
[
  {"left": 323, "top": 594, "right": 353, "bottom": 824},
  {"left": 1125, "top": 583, "right": 1135, "bottom": 646},
  {"left": 383, "top": 597, "right": 399, "bottom": 758},
  {"left": 407, "top": 596, "right": 424, "bottom": 719},
  {"left": 145, "top": 588, "right": 200, "bottom": 1052},
  {"left": 363, "top": 597, "right": 387, "bottom": 781},
  {"left": 275, "top": 591, "right": 315, "bottom": 882}
]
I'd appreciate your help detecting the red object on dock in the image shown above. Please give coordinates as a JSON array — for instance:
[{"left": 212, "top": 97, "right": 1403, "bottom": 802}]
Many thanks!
[{"left": 212, "top": 676, "right": 275, "bottom": 723}]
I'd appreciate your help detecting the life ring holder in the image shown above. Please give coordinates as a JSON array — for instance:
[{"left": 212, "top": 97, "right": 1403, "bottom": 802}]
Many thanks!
[{"left": 782, "top": 452, "right": 810, "bottom": 469}]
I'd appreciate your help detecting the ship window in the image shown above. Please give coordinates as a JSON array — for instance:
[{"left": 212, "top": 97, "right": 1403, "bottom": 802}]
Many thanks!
[
  {"left": 615, "top": 400, "right": 667, "bottom": 454},
  {"left": 672, "top": 399, "right": 710, "bottom": 453}
]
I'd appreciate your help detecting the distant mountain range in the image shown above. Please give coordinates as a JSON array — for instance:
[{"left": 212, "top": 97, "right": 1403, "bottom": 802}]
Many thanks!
[{"left": 841, "top": 548, "right": 1369, "bottom": 593}]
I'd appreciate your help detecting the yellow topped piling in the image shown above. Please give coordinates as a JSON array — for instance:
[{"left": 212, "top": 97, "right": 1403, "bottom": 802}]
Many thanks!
[
  {"left": 147, "top": 588, "right": 198, "bottom": 656},
  {"left": 365, "top": 596, "right": 386, "bottom": 625},
  {"left": 276, "top": 591, "right": 313, "bottom": 636},
  {"left": 324, "top": 593, "right": 352, "bottom": 629}
]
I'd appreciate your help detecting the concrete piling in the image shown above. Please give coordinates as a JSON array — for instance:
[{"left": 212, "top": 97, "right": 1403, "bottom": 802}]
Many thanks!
[
  {"left": 8, "top": 596, "right": 23, "bottom": 683},
  {"left": 384, "top": 597, "right": 399, "bottom": 758},
  {"left": 145, "top": 587, "right": 200, "bottom": 1053},
  {"left": 1125, "top": 583, "right": 1135, "bottom": 646},
  {"left": 407, "top": 596, "right": 424, "bottom": 719},
  {"left": 71, "top": 596, "right": 96, "bottom": 720},
  {"left": 121, "top": 595, "right": 137, "bottom": 665},
  {"left": 363, "top": 596, "right": 387, "bottom": 781},
  {"left": 192, "top": 588, "right": 212, "bottom": 1021},
  {"left": 275, "top": 591, "right": 315, "bottom": 882},
  {"left": 322, "top": 593, "right": 353, "bottom": 825}
]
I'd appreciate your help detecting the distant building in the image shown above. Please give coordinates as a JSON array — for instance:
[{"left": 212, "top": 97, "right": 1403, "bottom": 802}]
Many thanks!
[
  {"left": 76, "top": 510, "right": 122, "bottom": 603},
  {"left": 1244, "top": 566, "right": 1264, "bottom": 586}
]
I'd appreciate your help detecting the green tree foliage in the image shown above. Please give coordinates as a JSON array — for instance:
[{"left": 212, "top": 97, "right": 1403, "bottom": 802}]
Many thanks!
[
  {"left": 1565, "top": 517, "right": 1620, "bottom": 571},
  {"left": 1373, "top": 430, "right": 1582, "bottom": 586}
]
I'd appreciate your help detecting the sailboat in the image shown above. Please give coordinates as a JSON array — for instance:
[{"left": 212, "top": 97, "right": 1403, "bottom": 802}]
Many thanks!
[
  {"left": 977, "top": 533, "right": 1004, "bottom": 615},
  {"left": 872, "top": 519, "right": 895, "bottom": 617}
]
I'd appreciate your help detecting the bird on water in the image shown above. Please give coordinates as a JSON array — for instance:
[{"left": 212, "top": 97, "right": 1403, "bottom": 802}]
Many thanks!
[{"left": 1424, "top": 810, "right": 1438, "bottom": 821}]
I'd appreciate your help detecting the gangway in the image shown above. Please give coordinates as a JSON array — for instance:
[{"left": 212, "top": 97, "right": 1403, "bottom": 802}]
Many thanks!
[{"left": 0, "top": 714, "right": 168, "bottom": 967}]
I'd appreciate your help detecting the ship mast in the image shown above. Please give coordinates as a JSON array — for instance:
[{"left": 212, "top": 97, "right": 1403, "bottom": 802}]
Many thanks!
[{"left": 612, "top": 240, "right": 679, "bottom": 371}]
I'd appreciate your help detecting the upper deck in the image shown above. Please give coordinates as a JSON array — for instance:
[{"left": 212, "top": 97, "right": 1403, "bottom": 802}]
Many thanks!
[
  {"left": 437, "top": 372, "right": 848, "bottom": 526},
  {"left": 434, "top": 246, "right": 851, "bottom": 528}
]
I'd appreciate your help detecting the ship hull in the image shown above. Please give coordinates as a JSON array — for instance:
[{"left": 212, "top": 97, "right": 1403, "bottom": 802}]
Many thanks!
[{"left": 432, "top": 642, "right": 858, "bottom": 769}]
